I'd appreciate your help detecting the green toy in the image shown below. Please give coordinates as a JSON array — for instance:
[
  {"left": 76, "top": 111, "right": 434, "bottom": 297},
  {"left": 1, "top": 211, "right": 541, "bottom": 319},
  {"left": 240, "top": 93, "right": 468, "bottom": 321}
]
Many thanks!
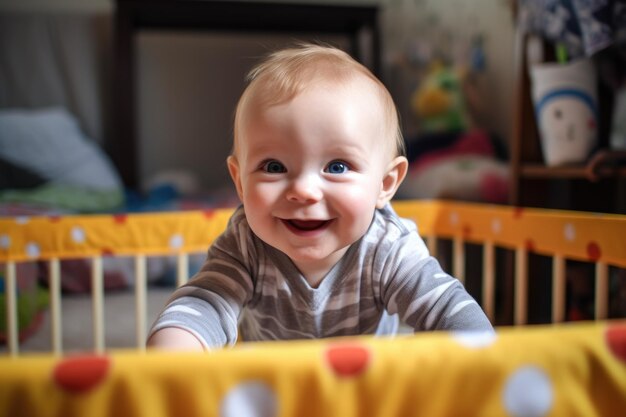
[
  {"left": 411, "top": 62, "right": 471, "bottom": 133},
  {"left": 0, "top": 269, "right": 49, "bottom": 343}
]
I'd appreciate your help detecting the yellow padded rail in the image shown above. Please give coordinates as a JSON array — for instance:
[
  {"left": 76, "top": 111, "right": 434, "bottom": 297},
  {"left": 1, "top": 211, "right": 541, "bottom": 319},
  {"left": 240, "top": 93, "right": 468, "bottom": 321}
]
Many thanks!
[
  {"left": 1, "top": 200, "right": 625, "bottom": 267},
  {"left": 1, "top": 321, "right": 625, "bottom": 417}
]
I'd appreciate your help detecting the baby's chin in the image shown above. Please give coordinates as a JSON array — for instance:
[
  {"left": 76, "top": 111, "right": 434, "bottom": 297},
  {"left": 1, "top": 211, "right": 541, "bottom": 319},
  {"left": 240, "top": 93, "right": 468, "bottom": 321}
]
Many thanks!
[{"left": 285, "top": 242, "right": 354, "bottom": 266}]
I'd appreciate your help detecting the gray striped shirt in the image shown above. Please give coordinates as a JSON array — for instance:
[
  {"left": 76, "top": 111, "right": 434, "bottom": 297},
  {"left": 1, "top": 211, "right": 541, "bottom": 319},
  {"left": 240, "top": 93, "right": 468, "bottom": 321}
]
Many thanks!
[{"left": 150, "top": 204, "right": 493, "bottom": 349}]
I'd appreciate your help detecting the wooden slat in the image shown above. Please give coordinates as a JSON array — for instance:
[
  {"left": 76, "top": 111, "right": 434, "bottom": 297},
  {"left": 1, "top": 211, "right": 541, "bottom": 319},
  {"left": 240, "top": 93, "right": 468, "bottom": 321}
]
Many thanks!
[
  {"left": 177, "top": 253, "right": 189, "bottom": 288},
  {"left": 482, "top": 241, "right": 495, "bottom": 322},
  {"left": 426, "top": 235, "right": 437, "bottom": 258},
  {"left": 595, "top": 262, "right": 609, "bottom": 320},
  {"left": 91, "top": 256, "right": 105, "bottom": 353},
  {"left": 135, "top": 255, "right": 147, "bottom": 350},
  {"left": 49, "top": 258, "right": 62, "bottom": 355},
  {"left": 514, "top": 247, "right": 528, "bottom": 325},
  {"left": 5, "top": 262, "right": 18, "bottom": 356},
  {"left": 551, "top": 255, "right": 566, "bottom": 323},
  {"left": 453, "top": 236, "right": 465, "bottom": 284}
]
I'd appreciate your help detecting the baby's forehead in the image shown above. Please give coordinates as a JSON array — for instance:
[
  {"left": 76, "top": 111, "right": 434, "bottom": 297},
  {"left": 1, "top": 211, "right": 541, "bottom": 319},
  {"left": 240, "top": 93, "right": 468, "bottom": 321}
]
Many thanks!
[
  {"left": 235, "top": 70, "right": 398, "bottom": 156},
  {"left": 245, "top": 71, "right": 378, "bottom": 115}
]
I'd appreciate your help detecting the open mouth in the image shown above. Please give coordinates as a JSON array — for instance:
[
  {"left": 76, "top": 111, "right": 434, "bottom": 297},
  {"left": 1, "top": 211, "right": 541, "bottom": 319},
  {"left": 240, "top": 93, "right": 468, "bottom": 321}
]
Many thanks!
[{"left": 282, "top": 219, "right": 331, "bottom": 233}]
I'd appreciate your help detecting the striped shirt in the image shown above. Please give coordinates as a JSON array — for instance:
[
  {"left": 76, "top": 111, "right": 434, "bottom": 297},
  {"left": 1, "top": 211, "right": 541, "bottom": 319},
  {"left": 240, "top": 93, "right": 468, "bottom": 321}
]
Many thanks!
[{"left": 150, "top": 204, "right": 493, "bottom": 349}]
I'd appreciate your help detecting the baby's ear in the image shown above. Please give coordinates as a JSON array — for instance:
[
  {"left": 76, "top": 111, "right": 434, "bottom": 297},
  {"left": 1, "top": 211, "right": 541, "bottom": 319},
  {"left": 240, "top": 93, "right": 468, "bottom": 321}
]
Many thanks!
[
  {"left": 227, "top": 155, "right": 244, "bottom": 200},
  {"left": 377, "top": 156, "right": 408, "bottom": 209}
]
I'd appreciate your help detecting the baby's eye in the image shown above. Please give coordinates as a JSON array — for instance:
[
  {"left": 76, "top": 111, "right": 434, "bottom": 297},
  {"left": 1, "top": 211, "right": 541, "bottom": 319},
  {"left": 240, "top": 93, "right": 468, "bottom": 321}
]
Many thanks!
[
  {"left": 262, "top": 160, "right": 286, "bottom": 173},
  {"left": 325, "top": 161, "right": 349, "bottom": 174}
]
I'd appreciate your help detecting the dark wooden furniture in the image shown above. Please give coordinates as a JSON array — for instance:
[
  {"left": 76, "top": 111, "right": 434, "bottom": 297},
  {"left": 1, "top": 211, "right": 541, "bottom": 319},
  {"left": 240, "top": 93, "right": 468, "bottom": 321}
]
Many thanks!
[
  {"left": 503, "top": 33, "right": 626, "bottom": 325},
  {"left": 509, "top": 35, "right": 626, "bottom": 214},
  {"left": 112, "top": 0, "right": 380, "bottom": 187}
]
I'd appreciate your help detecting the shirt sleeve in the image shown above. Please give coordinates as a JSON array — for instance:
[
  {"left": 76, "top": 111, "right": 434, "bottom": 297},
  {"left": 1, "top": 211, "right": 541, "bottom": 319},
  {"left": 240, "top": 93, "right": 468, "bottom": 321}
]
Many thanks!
[
  {"left": 148, "top": 209, "right": 256, "bottom": 349},
  {"left": 380, "top": 230, "right": 494, "bottom": 332}
]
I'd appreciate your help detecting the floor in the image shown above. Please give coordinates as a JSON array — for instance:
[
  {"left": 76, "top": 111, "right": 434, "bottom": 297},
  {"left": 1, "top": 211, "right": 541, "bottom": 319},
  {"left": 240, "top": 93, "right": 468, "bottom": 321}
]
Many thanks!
[{"left": 1, "top": 286, "right": 173, "bottom": 354}]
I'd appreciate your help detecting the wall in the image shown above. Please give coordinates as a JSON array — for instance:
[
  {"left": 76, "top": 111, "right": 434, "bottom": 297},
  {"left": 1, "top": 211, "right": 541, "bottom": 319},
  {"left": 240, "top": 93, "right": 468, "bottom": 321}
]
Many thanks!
[
  {"left": 382, "top": 0, "right": 516, "bottom": 142},
  {"left": 1, "top": 0, "right": 516, "bottom": 192}
]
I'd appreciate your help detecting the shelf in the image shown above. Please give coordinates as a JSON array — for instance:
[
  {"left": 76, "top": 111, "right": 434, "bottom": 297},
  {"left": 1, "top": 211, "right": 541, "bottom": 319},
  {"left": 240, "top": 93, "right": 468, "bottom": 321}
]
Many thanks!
[{"left": 519, "top": 150, "right": 626, "bottom": 181}]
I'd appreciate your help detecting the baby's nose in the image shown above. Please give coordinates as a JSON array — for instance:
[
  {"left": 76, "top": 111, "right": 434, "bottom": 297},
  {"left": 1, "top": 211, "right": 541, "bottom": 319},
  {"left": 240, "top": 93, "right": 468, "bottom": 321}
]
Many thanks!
[{"left": 286, "top": 174, "right": 323, "bottom": 203}]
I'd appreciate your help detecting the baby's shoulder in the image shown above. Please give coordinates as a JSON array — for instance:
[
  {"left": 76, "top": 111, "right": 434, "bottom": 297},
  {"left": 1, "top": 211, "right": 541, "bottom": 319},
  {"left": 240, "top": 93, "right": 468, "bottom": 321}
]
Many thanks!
[{"left": 371, "top": 204, "right": 418, "bottom": 240}]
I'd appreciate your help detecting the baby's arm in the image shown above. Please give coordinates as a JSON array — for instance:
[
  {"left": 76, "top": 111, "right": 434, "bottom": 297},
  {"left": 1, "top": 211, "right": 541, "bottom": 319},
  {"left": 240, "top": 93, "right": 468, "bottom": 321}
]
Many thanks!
[
  {"left": 148, "top": 208, "right": 255, "bottom": 350},
  {"left": 147, "top": 327, "right": 205, "bottom": 351},
  {"left": 385, "top": 255, "right": 493, "bottom": 332},
  {"left": 380, "top": 228, "right": 493, "bottom": 332}
]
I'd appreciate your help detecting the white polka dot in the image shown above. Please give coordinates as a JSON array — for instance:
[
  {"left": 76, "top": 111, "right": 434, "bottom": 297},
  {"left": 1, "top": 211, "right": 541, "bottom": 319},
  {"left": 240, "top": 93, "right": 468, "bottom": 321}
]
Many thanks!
[
  {"left": 71, "top": 226, "right": 86, "bottom": 243},
  {"left": 491, "top": 218, "right": 502, "bottom": 234},
  {"left": 169, "top": 234, "right": 183, "bottom": 249},
  {"left": 563, "top": 223, "right": 576, "bottom": 241},
  {"left": 221, "top": 381, "right": 277, "bottom": 417},
  {"left": 0, "top": 234, "right": 10, "bottom": 249},
  {"left": 450, "top": 212, "right": 459, "bottom": 225},
  {"left": 433, "top": 272, "right": 448, "bottom": 279},
  {"left": 452, "top": 330, "right": 497, "bottom": 348},
  {"left": 503, "top": 366, "right": 553, "bottom": 417},
  {"left": 15, "top": 216, "right": 29, "bottom": 225},
  {"left": 26, "top": 242, "right": 40, "bottom": 258}
]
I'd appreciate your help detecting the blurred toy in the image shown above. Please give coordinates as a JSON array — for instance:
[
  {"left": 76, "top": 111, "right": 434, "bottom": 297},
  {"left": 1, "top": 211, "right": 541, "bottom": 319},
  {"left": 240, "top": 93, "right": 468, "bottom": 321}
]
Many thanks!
[
  {"left": 400, "top": 61, "right": 510, "bottom": 205},
  {"left": 411, "top": 62, "right": 471, "bottom": 133},
  {"left": 0, "top": 262, "right": 49, "bottom": 344}
]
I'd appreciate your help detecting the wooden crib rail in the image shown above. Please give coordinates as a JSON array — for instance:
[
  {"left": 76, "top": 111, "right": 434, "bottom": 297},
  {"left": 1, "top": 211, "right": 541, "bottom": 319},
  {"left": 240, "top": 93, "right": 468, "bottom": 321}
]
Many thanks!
[{"left": 2, "top": 200, "right": 625, "bottom": 355}]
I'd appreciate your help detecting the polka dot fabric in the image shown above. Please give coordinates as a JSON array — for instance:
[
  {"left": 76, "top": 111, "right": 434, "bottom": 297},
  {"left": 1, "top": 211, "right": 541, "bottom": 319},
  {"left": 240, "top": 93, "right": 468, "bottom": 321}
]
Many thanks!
[
  {"left": 1, "top": 201, "right": 625, "bottom": 269},
  {"left": 1, "top": 321, "right": 625, "bottom": 417}
]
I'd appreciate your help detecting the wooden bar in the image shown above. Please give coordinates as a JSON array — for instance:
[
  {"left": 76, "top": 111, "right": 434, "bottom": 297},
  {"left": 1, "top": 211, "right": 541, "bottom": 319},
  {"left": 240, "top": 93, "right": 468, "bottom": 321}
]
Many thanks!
[
  {"left": 49, "top": 258, "right": 62, "bottom": 355},
  {"left": 551, "top": 255, "right": 566, "bottom": 323},
  {"left": 91, "top": 256, "right": 105, "bottom": 353},
  {"left": 453, "top": 236, "right": 465, "bottom": 284},
  {"left": 514, "top": 247, "right": 528, "bottom": 325},
  {"left": 5, "top": 262, "right": 18, "bottom": 356},
  {"left": 135, "top": 255, "right": 147, "bottom": 350},
  {"left": 426, "top": 235, "right": 437, "bottom": 258},
  {"left": 482, "top": 241, "right": 495, "bottom": 322},
  {"left": 595, "top": 262, "right": 608, "bottom": 320},
  {"left": 177, "top": 253, "right": 189, "bottom": 288}
]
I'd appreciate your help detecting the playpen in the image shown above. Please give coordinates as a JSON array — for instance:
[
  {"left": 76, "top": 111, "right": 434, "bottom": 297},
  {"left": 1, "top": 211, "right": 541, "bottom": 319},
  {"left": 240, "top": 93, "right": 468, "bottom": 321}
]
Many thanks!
[{"left": 1, "top": 199, "right": 625, "bottom": 416}]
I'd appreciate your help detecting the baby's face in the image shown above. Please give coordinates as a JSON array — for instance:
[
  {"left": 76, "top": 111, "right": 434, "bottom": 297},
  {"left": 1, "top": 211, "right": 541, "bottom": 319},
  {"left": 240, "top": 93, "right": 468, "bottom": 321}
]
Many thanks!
[{"left": 229, "top": 77, "right": 395, "bottom": 277}]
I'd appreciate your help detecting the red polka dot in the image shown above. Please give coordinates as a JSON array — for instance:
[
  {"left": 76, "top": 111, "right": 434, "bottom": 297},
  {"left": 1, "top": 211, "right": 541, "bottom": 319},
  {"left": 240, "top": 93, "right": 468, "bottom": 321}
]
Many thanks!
[
  {"left": 326, "top": 343, "right": 370, "bottom": 377},
  {"left": 587, "top": 242, "right": 601, "bottom": 261},
  {"left": 513, "top": 207, "right": 525, "bottom": 219},
  {"left": 53, "top": 355, "right": 111, "bottom": 393},
  {"left": 48, "top": 216, "right": 62, "bottom": 223},
  {"left": 101, "top": 248, "right": 115, "bottom": 257},
  {"left": 462, "top": 225, "right": 472, "bottom": 238},
  {"left": 203, "top": 210, "right": 215, "bottom": 219},
  {"left": 113, "top": 214, "right": 127, "bottom": 224},
  {"left": 606, "top": 325, "right": 626, "bottom": 363},
  {"left": 525, "top": 239, "right": 536, "bottom": 252}
]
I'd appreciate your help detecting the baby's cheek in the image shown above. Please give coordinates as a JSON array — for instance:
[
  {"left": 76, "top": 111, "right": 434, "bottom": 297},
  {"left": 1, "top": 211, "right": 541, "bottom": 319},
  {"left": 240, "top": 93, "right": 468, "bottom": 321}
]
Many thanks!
[
  {"left": 244, "top": 183, "right": 278, "bottom": 205},
  {"left": 333, "top": 187, "right": 378, "bottom": 225}
]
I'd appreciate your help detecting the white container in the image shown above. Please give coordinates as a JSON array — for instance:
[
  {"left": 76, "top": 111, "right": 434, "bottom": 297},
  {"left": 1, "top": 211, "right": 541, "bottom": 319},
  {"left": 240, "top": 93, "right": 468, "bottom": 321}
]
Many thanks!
[{"left": 530, "top": 58, "right": 598, "bottom": 166}]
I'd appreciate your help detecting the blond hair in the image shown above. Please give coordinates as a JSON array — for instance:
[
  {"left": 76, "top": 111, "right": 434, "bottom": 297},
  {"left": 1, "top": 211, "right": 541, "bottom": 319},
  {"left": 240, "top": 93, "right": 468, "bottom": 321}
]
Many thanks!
[{"left": 233, "top": 43, "right": 405, "bottom": 157}]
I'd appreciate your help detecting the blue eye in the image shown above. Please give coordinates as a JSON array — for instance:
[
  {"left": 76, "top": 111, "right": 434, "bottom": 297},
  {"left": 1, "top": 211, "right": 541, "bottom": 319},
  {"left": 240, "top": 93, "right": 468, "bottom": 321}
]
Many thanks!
[
  {"left": 263, "top": 160, "right": 286, "bottom": 173},
  {"left": 325, "top": 161, "right": 349, "bottom": 174}
]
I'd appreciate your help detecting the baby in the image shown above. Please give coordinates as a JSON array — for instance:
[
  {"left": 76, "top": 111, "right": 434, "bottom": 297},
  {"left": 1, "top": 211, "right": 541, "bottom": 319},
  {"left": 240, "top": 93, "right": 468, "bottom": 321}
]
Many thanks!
[{"left": 148, "top": 43, "right": 493, "bottom": 351}]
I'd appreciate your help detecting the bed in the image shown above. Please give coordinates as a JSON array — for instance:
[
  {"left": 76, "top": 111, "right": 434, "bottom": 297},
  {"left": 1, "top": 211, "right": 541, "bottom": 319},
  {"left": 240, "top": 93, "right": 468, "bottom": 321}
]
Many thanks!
[{"left": 1, "top": 199, "right": 626, "bottom": 416}]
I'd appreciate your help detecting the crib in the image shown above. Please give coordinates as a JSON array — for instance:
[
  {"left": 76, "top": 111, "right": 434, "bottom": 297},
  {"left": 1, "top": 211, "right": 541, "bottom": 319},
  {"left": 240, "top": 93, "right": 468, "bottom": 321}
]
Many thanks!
[{"left": 1, "top": 200, "right": 625, "bottom": 416}]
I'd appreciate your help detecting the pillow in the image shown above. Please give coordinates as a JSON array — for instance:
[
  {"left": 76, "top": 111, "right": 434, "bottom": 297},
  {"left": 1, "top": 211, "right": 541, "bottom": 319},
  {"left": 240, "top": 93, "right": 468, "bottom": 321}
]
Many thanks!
[{"left": 0, "top": 107, "right": 122, "bottom": 191}]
